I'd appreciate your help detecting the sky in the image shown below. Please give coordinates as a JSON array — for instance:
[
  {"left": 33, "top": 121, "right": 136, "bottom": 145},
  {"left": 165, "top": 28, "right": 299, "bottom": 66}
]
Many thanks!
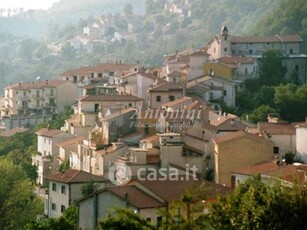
[{"left": 0, "top": 0, "right": 60, "bottom": 10}]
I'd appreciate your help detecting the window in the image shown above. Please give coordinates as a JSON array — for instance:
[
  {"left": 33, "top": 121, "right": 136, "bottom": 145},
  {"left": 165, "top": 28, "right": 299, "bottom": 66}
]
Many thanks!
[
  {"left": 61, "top": 185, "right": 66, "bottom": 194},
  {"left": 250, "top": 43, "right": 253, "bottom": 45},
  {"left": 156, "top": 95, "right": 161, "bottom": 102},
  {"left": 245, "top": 68, "right": 248, "bottom": 75},
  {"left": 98, "top": 73, "right": 103, "bottom": 78},
  {"left": 94, "top": 103, "right": 100, "bottom": 112},
  {"left": 224, "top": 47, "right": 227, "bottom": 52},
  {"left": 73, "top": 76, "right": 77, "bottom": 83},
  {"left": 213, "top": 47, "right": 216, "bottom": 53},
  {"left": 129, "top": 103, "right": 132, "bottom": 107},
  {"left": 52, "top": 203, "right": 56, "bottom": 211},
  {"left": 224, "top": 36, "right": 227, "bottom": 40},
  {"left": 52, "top": 183, "right": 56, "bottom": 191},
  {"left": 224, "top": 90, "right": 227, "bottom": 96},
  {"left": 209, "top": 92, "right": 213, "bottom": 100},
  {"left": 61, "top": 205, "right": 66, "bottom": 213},
  {"left": 249, "top": 49, "right": 253, "bottom": 54},
  {"left": 295, "top": 65, "right": 299, "bottom": 71},
  {"left": 290, "top": 49, "right": 293, "bottom": 54},
  {"left": 157, "top": 216, "right": 162, "bottom": 228},
  {"left": 169, "top": 95, "right": 175, "bottom": 101},
  {"left": 146, "top": 218, "right": 151, "bottom": 222}
]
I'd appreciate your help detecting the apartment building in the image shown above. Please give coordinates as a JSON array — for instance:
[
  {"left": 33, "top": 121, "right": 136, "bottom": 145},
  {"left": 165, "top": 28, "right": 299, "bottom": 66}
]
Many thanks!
[{"left": 1, "top": 80, "right": 78, "bottom": 117}]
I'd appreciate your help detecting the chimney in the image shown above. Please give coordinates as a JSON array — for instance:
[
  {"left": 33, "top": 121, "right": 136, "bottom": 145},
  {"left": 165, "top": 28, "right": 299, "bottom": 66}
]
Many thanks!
[
  {"left": 19, "top": 82, "right": 21, "bottom": 87},
  {"left": 230, "top": 118, "right": 234, "bottom": 126}
]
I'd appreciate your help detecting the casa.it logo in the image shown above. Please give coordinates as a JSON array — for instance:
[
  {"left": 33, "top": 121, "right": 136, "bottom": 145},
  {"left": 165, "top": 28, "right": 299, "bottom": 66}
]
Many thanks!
[{"left": 108, "top": 164, "right": 132, "bottom": 186}]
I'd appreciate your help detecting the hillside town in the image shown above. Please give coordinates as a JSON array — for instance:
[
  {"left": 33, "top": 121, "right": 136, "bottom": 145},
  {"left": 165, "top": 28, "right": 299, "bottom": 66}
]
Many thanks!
[{"left": 1, "top": 26, "right": 307, "bottom": 229}]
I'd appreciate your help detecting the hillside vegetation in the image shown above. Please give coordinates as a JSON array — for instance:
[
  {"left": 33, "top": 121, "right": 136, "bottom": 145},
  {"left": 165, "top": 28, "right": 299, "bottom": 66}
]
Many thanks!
[{"left": 251, "top": 0, "right": 307, "bottom": 52}]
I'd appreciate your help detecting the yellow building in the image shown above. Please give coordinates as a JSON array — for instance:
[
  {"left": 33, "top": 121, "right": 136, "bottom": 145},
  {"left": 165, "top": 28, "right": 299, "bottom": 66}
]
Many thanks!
[
  {"left": 203, "top": 62, "right": 236, "bottom": 80},
  {"left": 213, "top": 130, "right": 274, "bottom": 187}
]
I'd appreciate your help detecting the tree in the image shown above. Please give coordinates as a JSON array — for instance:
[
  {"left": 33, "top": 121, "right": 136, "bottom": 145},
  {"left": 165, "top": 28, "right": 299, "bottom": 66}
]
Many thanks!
[
  {"left": 258, "top": 49, "right": 287, "bottom": 86},
  {"left": 99, "top": 208, "right": 155, "bottom": 230},
  {"left": 274, "top": 83, "right": 299, "bottom": 121},
  {"left": 208, "top": 175, "right": 307, "bottom": 229},
  {"left": 249, "top": 105, "right": 277, "bottom": 123},
  {"left": 124, "top": 4, "right": 134, "bottom": 16},
  {"left": 82, "top": 179, "right": 96, "bottom": 196},
  {"left": 26, "top": 206, "right": 77, "bottom": 230},
  {"left": 18, "top": 38, "right": 38, "bottom": 62},
  {"left": 0, "top": 159, "right": 43, "bottom": 229}
]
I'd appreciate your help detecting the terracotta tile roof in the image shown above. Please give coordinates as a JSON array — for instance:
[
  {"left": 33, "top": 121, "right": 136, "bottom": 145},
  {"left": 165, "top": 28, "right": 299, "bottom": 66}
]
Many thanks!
[
  {"left": 0, "top": 127, "right": 29, "bottom": 138},
  {"left": 137, "top": 178, "right": 231, "bottom": 202},
  {"left": 58, "top": 136, "right": 85, "bottom": 148},
  {"left": 45, "top": 169, "right": 105, "bottom": 183},
  {"left": 107, "top": 185, "right": 165, "bottom": 209},
  {"left": 217, "top": 56, "right": 256, "bottom": 64},
  {"left": 212, "top": 118, "right": 248, "bottom": 132},
  {"left": 161, "top": 96, "right": 192, "bottom": 108},
  {"left": 141, "top": 134, "right": 158, "bottom": 142},
  {"left": 190, "top": 50, "right": 208, "bottom": 56},
  {"left": 277, "top": 34, "right": 303, "bottom": 42},
  {"left": 79, "top": 94, "right": 144, "bottom": 102},
  {"left": 213, "top": 130, "right": 268, "bottom": 145},
  {"left": 149, "top": 82, "right": 185, "bottom": 92},
  {"left": 146, "top": 154, "right": 160, "bottom": 164},
  {"left": 35, "top": 128, "right": 63, "bottom": 137},
  {"left": 60, "top": 66, "right": 93, "bottom": 76},
  {"left": 101, "top": 108, "right": 136, "bottom": 121},
  {"left": 61, "top": 63, "right": 138, "bottom": 77},
  {"left": 7, "top": 80, "right": 68, "bottom": 90},
  {"left": 178, "top": 47, "right": 195, "bottom": 56},
  {"left": 257, "top": 122, "right": 296, "bottom": 135},
  {"left": 232, "top": 161, "right": 307, "bottom": 184},
  {"left": 231, "top": 34, "right": 302, "bottom": 43}
]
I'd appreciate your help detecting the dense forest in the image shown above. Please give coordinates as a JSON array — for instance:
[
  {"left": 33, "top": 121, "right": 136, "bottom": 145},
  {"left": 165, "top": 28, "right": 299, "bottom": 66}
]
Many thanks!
[
  {"left": 0, "top": 0, "right": 282, "bottom": 93},
  {"left": 251, "top": 0, "right": 307, "bottom": 53}
]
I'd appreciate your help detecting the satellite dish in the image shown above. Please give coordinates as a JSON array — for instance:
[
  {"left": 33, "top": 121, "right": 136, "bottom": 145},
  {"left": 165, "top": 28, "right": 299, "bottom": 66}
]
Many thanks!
[{"left": 36, "top": 76, "right": 41, "bottom": 81}]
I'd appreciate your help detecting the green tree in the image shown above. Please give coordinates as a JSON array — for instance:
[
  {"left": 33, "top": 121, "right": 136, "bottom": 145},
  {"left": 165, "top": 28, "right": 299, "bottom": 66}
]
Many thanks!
[
  {"left": 99, "top": 208, "right": 155, "bottom": 230},
  {"left": 82, "top": 179, "right": 96, "bottom": 196},
  {"left": 26, "top": 205, "right": 77, "bottom": 230},
  {"left": 0, "top": 159, "right": 43, "bottom": 229},
  {"left": 124, "top": 4, "right": 134, "bottom": 16},
  {"left": 274, "top": 83, "right": 299, "bottom": 121},
  {"left": 258, "top": 49, "right": 287, "bottom": 86},
  {"left": 208, "top": 175, "right": 307, "bottom": 229},
  {"left": 256, "top": 86, "right": 275, "bottom": 107},
  {"left": 249, "top": 105, "right": 277, "bottom": 123},
  {"left": 18, "top": 38, "right": 38, "bottom": 62}
]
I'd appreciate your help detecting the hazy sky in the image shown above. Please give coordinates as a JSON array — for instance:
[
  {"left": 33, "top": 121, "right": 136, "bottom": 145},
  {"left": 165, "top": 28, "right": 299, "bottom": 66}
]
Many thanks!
[{"left": 0, "top": 0, "right": 60, "bottom": 10}]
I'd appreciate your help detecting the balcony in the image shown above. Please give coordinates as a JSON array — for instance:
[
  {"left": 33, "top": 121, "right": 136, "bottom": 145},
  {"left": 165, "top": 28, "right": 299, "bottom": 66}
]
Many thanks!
[
  {"left": 44, "top": 103, "right": 57, "bottom": 108},
  {"left": 44, "top": 93, "right": 56, "bottom": 98}
]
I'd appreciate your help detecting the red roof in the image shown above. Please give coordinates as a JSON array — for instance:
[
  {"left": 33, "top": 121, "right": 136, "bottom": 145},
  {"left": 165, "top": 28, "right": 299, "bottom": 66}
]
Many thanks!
[
  {"left": 257, "top": 122, "right": 296, "bottom": 135},
  {"left": 79, "top": 94, "right": 144, "bottom": 102},
  {"left": 231, "top": 34, "right": 302, "bottom": 43},
  {"left": 232, "top": 161, "right": 307, "bottom": 184},
  {"left": 108, "top": 185, "right": 165, "bottom": 209},
  {"left": 7, "top": 80, "right": 68, "bottom": 90},
  {"left": 36, "top": 128, "right": 63, "bottom": 137},
  {"left": 213, "top": 130, "right": 268, "bottom": 145},
  {"left": 45, "top": 169, "right": 105, "bottom": 183}
]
